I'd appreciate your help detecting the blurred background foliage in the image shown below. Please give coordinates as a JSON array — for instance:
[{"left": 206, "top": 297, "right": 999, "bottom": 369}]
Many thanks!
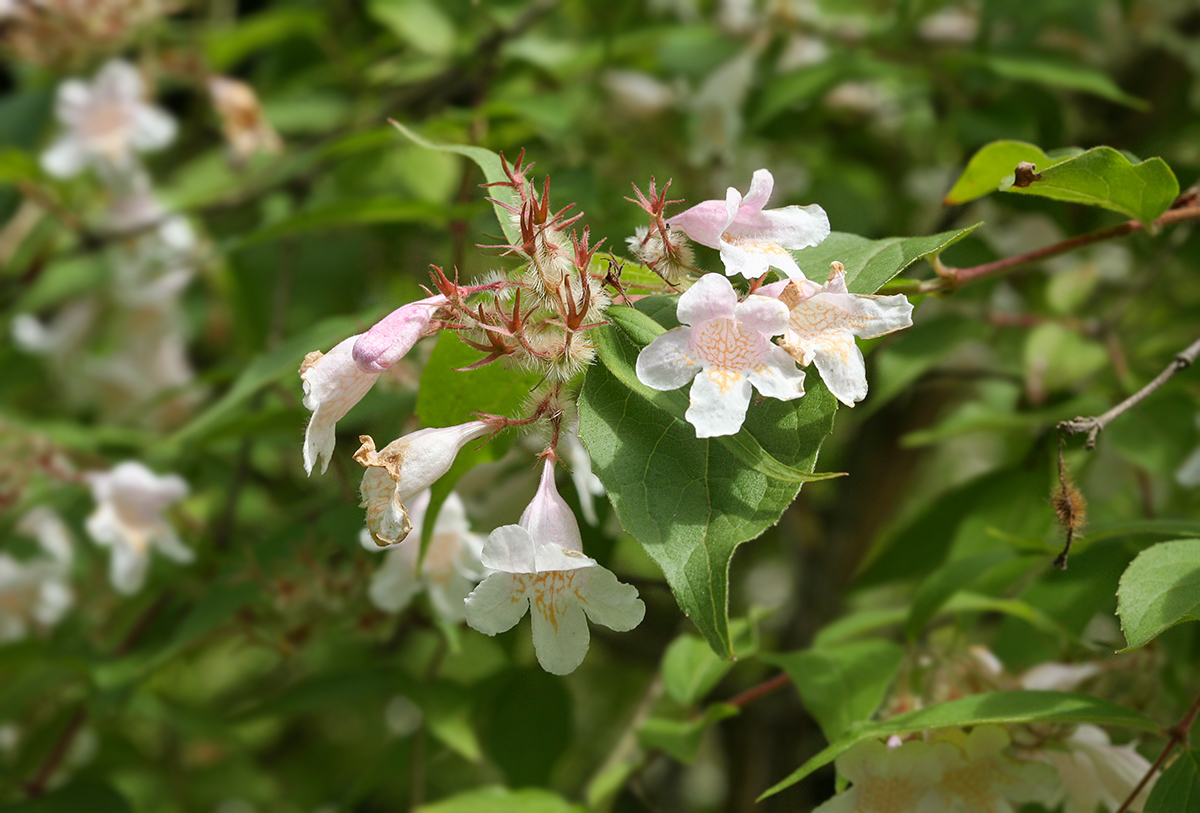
[{"left": 3, "top": 0, "right": 1200, "bottom": 811}]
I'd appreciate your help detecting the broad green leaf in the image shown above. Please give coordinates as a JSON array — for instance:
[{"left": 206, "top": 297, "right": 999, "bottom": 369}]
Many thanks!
[
  {"left": 1085, "top": 520, "right": 1200, "bottom": 545},
  {"left": 369, "top": 0, "right": 456, "bottom": 57},
  {"left": 234, "top": 198, "right": 450, "bottom": 248},
  {"left": 763, "top": 640, "right": 904, "bottom": 741},
  {"left": 579, "top": 301, "right": 840, "bottom": 658},
  {"left": 944, "top": 141, "right": 1076, "bottom": 205},
  {"left": 981, "top": 55, "right": 1148, "bottom": 109},
  {"left": 416, "top": 787, "right": 584, "bottom": 813},
  {"left": 943, "top": 593, "right": 1078, "bottom": 641},
  {"left": 391, "top": 122, "right": 521, "bottom": 247},
  {"left": 638, "top": 703, "right": 739, "bottom": 764},
  {"left": 167, "top": 313, "right": 371, "bottom": 447},
  {"left": 0, "top": 782, "right": 133, "bottom": 813},
  {"left": 662, "top": 619, "right": 759, "bottom": 706},
  {"left": 0, "top": 147, "right": 38, "bottom": 183},
  {"left": 1146, "top": 749, "right": 1200, "bottom": 813},
  {"left": 203, "top": 7, "right": 323, "bottom": 70},
  {"left": 760, "top": 691, "right": 1159, "bottom": 799},
  {"left": 794, "top": 225, "right": 980, "bottom": 295},
  {"left": 753, "top": 61, "right": 846, "bottom": 127},
  {"left": 948, "top": 143, "right": 1179, "bottom": 227},
  {"left": 418, "top": 682, "right": 483, "bottom": 762},
  {"left": 476, "top": 668, "right": 572, "bottom": 786},
  {"left": 1117, "top": 539, "right": 1200, "bottom": 651}
]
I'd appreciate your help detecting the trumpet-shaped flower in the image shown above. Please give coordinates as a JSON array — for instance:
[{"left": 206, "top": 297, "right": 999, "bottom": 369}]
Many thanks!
[
  {"left": 668, "top": 169, "right": 829, "bottom": 280},
  {"left": 1, "top": 508, "right": 75, "bottom": 643},
  {"left": 84, "top": 461, "right": 191, "bottom": 595},
  {"left": 762, "top": 263, "right": 912, "bottom": 406},
  {"left": 356, "top": 421, "right": 491, "bottom": 547},
  {"left": 360, "top": 490, "right": 485, "bottom": 622},
  {"left": 1033, "top": 725, "right": 1156, "bottom": 813},
  {"left": 300, "top": 335, "right": 382, "bottom": 475},
  {"left": 465, "top": 460, "right": 644, "bottom": 675},
  {"left": 635, "top": 273, "right": 805, "bottom": 438},
  {"left": 41, "top": 59, "right": 176, "bottom": 179}
]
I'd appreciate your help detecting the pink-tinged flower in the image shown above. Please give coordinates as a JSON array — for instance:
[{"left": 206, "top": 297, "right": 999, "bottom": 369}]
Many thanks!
[
  {"left": 464, "top": 460, "right": 644, "bottom": 675},
  {"left": 635, "top": 273, "right": 806, "bottom": 438},
  {"left": 668, "top": 169, "right": 829, "bottom": 280},
  {"left": 360, "top": 490, "right": 485, "bottom": 622},
  {"left": 84, "top": 461, "right": 191, "bottom": 595},
  {"left": 1, "top": 508, "right": 74, "bottom": 643},
  {"left": 356, "top": 421, "right": 491, "bottom": 546},
  {"left": 41, "top": 59, "right": 176, "bottom": 179},
  {"left": 762, "top": 262, "right": 912, "bottom": 407},
  {"left": 1032, "top": 725, "right": 1156, "bottom": 813},
  {"left": 351, "top": 294, "right": 446, "bottom": 374},
  {"left": 300, "top": 335, "right": 382, "bottom": 476},
  {"left": 813, "top": 737, "right": 949, "bottom": 813}
]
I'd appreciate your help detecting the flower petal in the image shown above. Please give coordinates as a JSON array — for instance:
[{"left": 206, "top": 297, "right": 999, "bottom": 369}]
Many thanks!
[
  {"left": 676, "top": 272, "right": 738, "bottom": 326},
  {"left": 300, "top": 334, "right": 382, "bottom": 475},
  {"left": 40, "top": 137, "right": 88, "bottom": 178},
  {"left": 718, "top": 235, "right": 804, "bottom": 280},
  {"left": 464, "top": 572, "right": 530, "bottom": 635},
  {"left": 635, "top": 328, "right": 699, "bottom": 391},
  {"left": 479, "top": 524, "right": 537, "bottom": 573},
  {"left": 352, "top": 295, "right": 446, "bottom": 374},
  {"left": 686, "top": 366, "right": 753, "bottom": 437},
  {"left": 360, "top": 466, "right": 412, "bottom": 546},
  {"left": 810, "top": 331, "right": 868, "bottom": 406},
  {"left": 732, "top": 293, "right": 790, "bottom": 336},
  {"left": 667, "top": 199, "right": 731, "bottom": 249},
  {"left": 130, "top": 105, "right": 177, "bottom": 152},
  {"left": 529, "top": 576, "right": 591, "bottom": 675},
  {"left": 520, "top": 459, "right": 584, "bottom": 553},
  {"left": 368, "top": 544, "right": 422, "bottom": 614},
  {"left": 747, "top": 345, "right": 806, "bottom": 401},
  {"left": 577, "top": 566, "right": 645, "bottom": 632},
  {"left": 110, "top": 541, "right": 148, "bottom": 595}
]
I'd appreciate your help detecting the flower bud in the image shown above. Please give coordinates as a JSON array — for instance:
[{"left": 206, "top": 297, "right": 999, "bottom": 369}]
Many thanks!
[{"left": 351, "top": 294, "right": 447, "bottom": 374}]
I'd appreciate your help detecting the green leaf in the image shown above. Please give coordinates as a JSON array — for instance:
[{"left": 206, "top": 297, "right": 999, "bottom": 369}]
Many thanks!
[
  {"left": 793, "top": 226, "right": 981, "bottom": 295},
  {"left": 0, "top": 782, "right": 133, "bottom": 813},
  {"left": 662, "top": 619, "right": 759, "bottom": 706},
  {"left": 203, "top": 7, "right": 323, "bottom": 71},
  {"left": 0, "top": 147, "right": 39, "bottom": 184},
  {"left": 947, "top": 142, "right": 1179, "bottom": 227},
  {"left": 1146, "top": 749, "right": 1200, "bottom": 813},
  {"left": 579, "top": 301, "right": 840, "bottom": 658},
  {"left": 638, "top": 704, "right": 739, "bottom": 764},
  {"left": 945, "top": 141, "right": 1076, "bottom": 205},
  {"left": 763, "top": 640, "right": 904, "bottom": 741},
  {"left": 760, "top": 691, "right": 1159, "bottom": 800},
  {"left": 416, "top": 787, "right": 584, "bottom": 813},
  {"left": 905, "top": 551, "right": 1022, "bottom": 640},
  {"left": 981, "top": 54, "right": 1148, "bottom": 110},
  {"left": 369, "top": 0, "right": 456, "bottom": 57},
  {"left": 167, "top": 313, "right": 370, "bottom": 447},
  {"left": 1117, "top": 539, "right": 1200, "bottom": 651},
  {"left": 391, "top": 122, "right": 521, "bottom": 247}
]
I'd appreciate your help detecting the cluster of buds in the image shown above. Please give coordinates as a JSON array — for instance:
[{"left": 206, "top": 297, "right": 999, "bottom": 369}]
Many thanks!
[{"left": 0, "top": 0, "right": 167, "bottom": 69}]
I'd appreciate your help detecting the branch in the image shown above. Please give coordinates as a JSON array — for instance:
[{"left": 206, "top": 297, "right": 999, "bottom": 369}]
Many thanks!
[
  {"left": 892, "top": 200, "right": 1200, "bottom": 296},
  {"left": 1059, "top": 335, "right": 1200, "bottom": 450},
  {"left": 1115, "top": 689, "right": 1200, "bottom": 813}
]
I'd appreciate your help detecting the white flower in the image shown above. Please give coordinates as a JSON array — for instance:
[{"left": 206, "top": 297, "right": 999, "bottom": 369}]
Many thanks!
[
  {"left": 355, "top": 421, "right": 491, "bottom": 546},
  {"left": 813, "top": 737, "right": 949, "bottom": 813},
  {"left": 635, "top": 273, "right": 806, "bottom": 438},
  {"left": 84, "top": 461, "right": 192, "bottom": 594},
  {"left": 360, "top": 490, "right": 485, "bottom": 622},
  {"left": 0, "top": 508, "right": 74, "bottom": 643},
  {"left": 762, "top": 263, "right": 913, "bottom": 406},
  {"left": 1033, "top": 725, "right": 1156, "bottom": 813},
  {"left": 560, "top": 421, "right": 605, "bottom": 525},
  {"left": 931, "top": 726, "right": 1056, "bottom": 813},
  {"left": 668, "top": 169, "right": 829, "bottom": 280},
  {"left": 41, "top": 59, "right": 176, "bottom": 179},
  {"left": 464, "top": 459, "right": 644, "bottom": 675}
]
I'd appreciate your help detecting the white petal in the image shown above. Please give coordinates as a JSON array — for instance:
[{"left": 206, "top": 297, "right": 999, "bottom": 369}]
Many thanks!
[
  {"left": 464, "top": 572, "right": 529, "bottom": 635},
  {"left": 95, "top": 60, "right": 143, "bottom": 103},
  {"left": 735, "top": 202, "right": 830, "bottom": 252},
  {"left": 360, "top": 467, "right": 411, "bottom": 546},
  {"left": 110, "top": 541, "right": 149, "bottom": 595},
  {"left": 577, "top": 566, "right": 645, "bottom": 632},
  {"left": 300, "top": 334, "right": 382, "bottom": 475},
  {"left": 666, "top": 198, "right": 729, "bottom": 249},
  {"left": 747, "top": 345, "right": 806, "bottom": 401},
  {"left": 676, "top": 272, "right": 738, "bottom": 326},
  {"left": 40, "top": 137, "right": 88, "bottom": 178},
  {"left": 152, "top": 530, "right": 194, "bottom": 564},
  {"left": 636, "top": 328, "right": 699, "bottom": 391},
  {"left": 533, "top": 543, "right": 595, "bottom": 573},
  {"left": 733, "top": 294, "right": 790, "bottom": 336},
  {"left": 130, "top": 106, "right": 176, "bottom": 152},
  {"left": 739, "top": 168, "right": 775, "bottom": 212},
  {"left": 529, "top": 578, "right": 591, "bottom": 675},
  {"left": 479, "top": 525, "right": 537, "bottom": 573},
  {"left": 719, "top": 236, "right": 804, "bottom": 280},
  {"left": 811, "top": 332, "right": 868, "bottom": 406},
  {"left": 55, "top": 80, "right": 93, "bottom": 124},
  {"left": 686, "top": 366, "right": 753, "bottom": 438},
  {"left": 368, "top": 546, "right": 422, "bottom": 614}
]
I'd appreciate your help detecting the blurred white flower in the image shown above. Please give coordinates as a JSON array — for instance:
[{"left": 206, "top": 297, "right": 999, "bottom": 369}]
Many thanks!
[
  {"left": 360, "top": 490, "right": 485, "bottom": 623},
  {"left": 41, "top": 59, "right": 176, "bottom": 179},
  {"left": 813, "top": 737, "right": 949, "bottom": 813},
  {"left": 85, "top": 461, "right": 192, "bottom": 594},
  {"left": 1, "top": 507, "right": 75, "bottom": 642},
  {"left": 559, "top": 422, "right": 605, "bottom": 525},
  {"left": 1032, "top": 725, "right": 1156, "bottom": 813}
]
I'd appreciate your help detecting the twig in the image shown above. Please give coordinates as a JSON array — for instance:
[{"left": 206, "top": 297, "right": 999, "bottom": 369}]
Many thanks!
[
  {"left": 1115, "top": 689, "right": 1200, "bottom": 813},
  {"left": 891, "top": 202, "right": 1200, "bottom": 296},
  {"left": 726, "top": 672, "right": 792, "bottom": 708},
  {"left": 1059, "top": 336, "right": 1200, "bottom": 450}
]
